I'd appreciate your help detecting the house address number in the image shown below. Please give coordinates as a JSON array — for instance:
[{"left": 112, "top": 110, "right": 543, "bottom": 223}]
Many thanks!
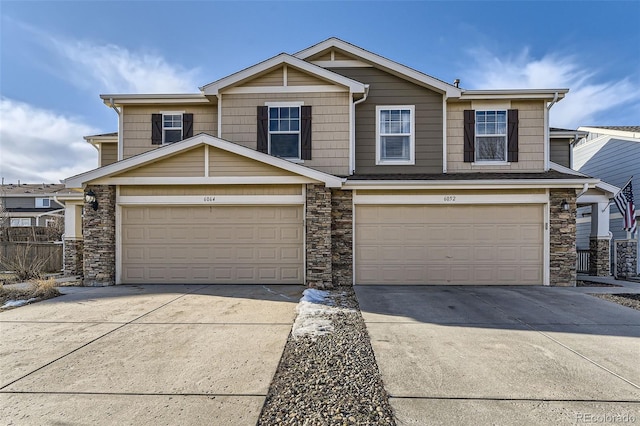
[
  {"left": 443, "top": 195, "right": 456, "bottom": 202},
  {"left": 204, "top": 196, "right": 216, "bottom": 202}
]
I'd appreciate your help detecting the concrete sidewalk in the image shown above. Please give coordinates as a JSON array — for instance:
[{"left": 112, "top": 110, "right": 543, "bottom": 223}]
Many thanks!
[
  {"left": 356, "top": 284, "right": 640, "bottom": 425},
  {"left": 0, "top": 284, "right": 303, "bottom": 425}
]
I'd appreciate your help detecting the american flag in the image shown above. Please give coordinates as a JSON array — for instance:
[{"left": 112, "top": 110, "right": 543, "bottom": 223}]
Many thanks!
[{"left": 613, "top": 178, "right": 636, "bottom": 234}]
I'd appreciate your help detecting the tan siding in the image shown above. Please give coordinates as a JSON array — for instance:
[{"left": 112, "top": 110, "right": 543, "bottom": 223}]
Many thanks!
[
  {"left": 100, "top": 143, "right": 118, "bottom": 166},
  {"left": 307, "top": 51, "right": 332, "bottom": 61},
  {"left": 209, "top": 147, "right": 298, "bottom": 177},
  {"left": 550, "top": 139, "right": 571, "bottom": 168},
  {"left": 120, "top": 184, "right": 302, "bottom": 196},
  {"left": 307, "top": 49, "right": 357, "bottom": 61},
  {"left": 447, "top": 100, "right": 545, "bottom": 172},
  {"left": 329, "top": 67, "right": 444, "bottom": 174},
  {"left": 221, "top": 92, "right": 350, "bottom": 175},
  {"left": 116, "top": 147, "right": 205, "bottom": 177},
  {"left": 286, "top": 67, "right": 328, "bottom": 86},
  {"left": 122, "top": 104, "right": 217, "bottom": 159},
  {"left": 242, "top": 67, "right": 284, "bottom": 87}
]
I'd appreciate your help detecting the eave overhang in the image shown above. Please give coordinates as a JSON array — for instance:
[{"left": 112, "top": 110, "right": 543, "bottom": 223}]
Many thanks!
[
  {"left": 457, "top": 89, "right": 569, "bottom": 101},
  {"left": 343, "top": 178, "right": 600, "bottom": 191},
  {"left": 100, "top": 94, "right": 211, "bottom": 106}
]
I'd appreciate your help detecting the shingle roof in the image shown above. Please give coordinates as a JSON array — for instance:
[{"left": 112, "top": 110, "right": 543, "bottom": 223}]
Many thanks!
[
  {"left": 0, "top": 183, "right": 66, "bottom": 195},
  {"left": 346, "top": 171, "right": 590, "bottom": 181}
]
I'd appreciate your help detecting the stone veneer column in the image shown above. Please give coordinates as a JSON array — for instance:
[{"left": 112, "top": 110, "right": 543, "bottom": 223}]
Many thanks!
[
  {"left": 331, "top": 189, "right": 353, "bottom": 287},
  {"left": 82, "top": 185, "right": 116, "bottom": 286},
  {"left": 615, "top": 239, "right": 638, "bottom": 279},
  {"left": 63, "top": 238, "right": 84, "bottom": 277},
  {"left": 589, "top": 237, "right": 611, "bottom": 276},
  {"left": 549, "top": 189, "right": 577, "bottom": 286},
  {"left": 306, "top": 184, "right": 332, "bottom": 289}
]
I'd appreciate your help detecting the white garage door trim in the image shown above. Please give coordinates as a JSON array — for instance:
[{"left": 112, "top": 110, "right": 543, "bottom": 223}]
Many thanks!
[
  {"left": 353, "top": 190, "right": 551, "bottom": 286},
  {"left": 115, "top": 189, "right": 305, "bottom": 284}
]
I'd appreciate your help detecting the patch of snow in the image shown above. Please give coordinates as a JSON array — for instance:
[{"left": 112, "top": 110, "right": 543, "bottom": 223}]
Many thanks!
[
  {"left": 1, "top": 298, "right": 37, "bottom": 309},
  {"left": 291, "top": 289, "right": 353, "bottom": 339}
]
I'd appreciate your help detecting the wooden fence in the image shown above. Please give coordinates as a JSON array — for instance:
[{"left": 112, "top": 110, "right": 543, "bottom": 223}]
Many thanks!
[{"left": 0, "top": 242, "right": 63, "bottom": 273}]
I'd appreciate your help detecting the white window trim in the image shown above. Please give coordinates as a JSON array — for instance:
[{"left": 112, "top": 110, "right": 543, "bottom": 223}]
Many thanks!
[
  {"left": 11, "top": 218, "right": 31, "bottom": 227},
  {"left": 160, "top": 111, "right": 185, "bottom": 144},
  {"left": 375, "top": 105, "right": 415, "bottom": 165},
  {"left": 474, "top": 109, "right": 508, "bottom": 164},
  {"left": 35, "top": 197, "right": 51, "bottom": 208},
  {"left": 267, "top": 104, "right": 303, "bottom": 161}
]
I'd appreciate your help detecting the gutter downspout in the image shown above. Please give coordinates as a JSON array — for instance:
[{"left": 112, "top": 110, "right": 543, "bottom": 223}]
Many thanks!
[
  {"left": 544, "top": 92, "right": 559, "bottom": 171},
  {"left": 351, "top": 85, "right": 369, "bottom": 175},
  {"left": 576, "top": 183, "right": 589, "bottom": 200},
  {"left": 109, "top": 97, "right": 123, "bottom": 161}
]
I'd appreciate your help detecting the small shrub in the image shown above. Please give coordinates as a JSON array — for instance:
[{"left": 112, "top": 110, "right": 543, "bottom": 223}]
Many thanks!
[
  {"left": 32, "top": 278, "right": 60, "bottom": 300},
  {"left": 0, "top": 244, "right": 52, "bottom": 281}
]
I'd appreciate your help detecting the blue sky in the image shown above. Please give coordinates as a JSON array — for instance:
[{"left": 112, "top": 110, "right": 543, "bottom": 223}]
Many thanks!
[{"left": 1, "top": 1, "right": 639, "bottom": 183}]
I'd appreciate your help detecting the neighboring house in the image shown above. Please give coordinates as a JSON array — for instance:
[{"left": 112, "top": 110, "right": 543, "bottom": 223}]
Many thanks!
[
  {"left": 0, "top": 183, "right": 66, "bottom": 228},
  {"left": 574, "top": 126, "right": 640, "bottom": 275},
  {"left": 64, "top": 37, "right": 612, "bottom": 287}
]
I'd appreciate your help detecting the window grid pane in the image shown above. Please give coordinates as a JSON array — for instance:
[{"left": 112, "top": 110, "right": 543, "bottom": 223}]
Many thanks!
[{"left": 269, "top": 106, "right": 301, "bottom": 158}]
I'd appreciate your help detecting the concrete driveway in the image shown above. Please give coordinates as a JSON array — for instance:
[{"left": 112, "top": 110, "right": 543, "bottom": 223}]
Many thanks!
[
  {"left": 0, "top": 284, "right": 303, "bottom": 425},
  {"left": 355, "top": 285, "right": 640, "bottom": 425}
]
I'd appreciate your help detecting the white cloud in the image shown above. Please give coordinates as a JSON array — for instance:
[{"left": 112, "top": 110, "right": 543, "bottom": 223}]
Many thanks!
[
  {"left": 462, "top": 48, "right": 640, "bottom": 128},
  {"left": 47, "top": 38, "right": 201, "bottom": 94},
  {"left": 0, "top": 97, "right": 98, "bottom": 184}
]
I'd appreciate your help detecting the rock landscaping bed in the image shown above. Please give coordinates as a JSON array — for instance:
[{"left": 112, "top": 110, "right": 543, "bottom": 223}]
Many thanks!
[
  {"left": 593, "top": 293, "right": 640, "bottom": 311},
  {"left": 258, "top": 287, "right": 395, "bottom": 425},
  {"left": 576, "top": 280, "right": 622, "bottom": 287}
]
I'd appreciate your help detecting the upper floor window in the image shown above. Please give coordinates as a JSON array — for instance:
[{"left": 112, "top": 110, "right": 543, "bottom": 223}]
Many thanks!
[
  {"left": 269, "top": 106, "right": 300, "bottom": 159},
  {"left": 35, "top": 198, "right": 51, "bottom": 208},
  {"left": 151, "top": 113, "right": 193, "bottom": 145},
  {"left": 163, "top": 114, "right": 183, "bottom": 143},
  {"left": 376, "top": 105, "right": 415, "bottom": 165},
  {"left": 475, "top": 110, "right": 507, "bottom": 162},
  {"left": 464, "top": 109, "right": 519, "bottom": 163}
]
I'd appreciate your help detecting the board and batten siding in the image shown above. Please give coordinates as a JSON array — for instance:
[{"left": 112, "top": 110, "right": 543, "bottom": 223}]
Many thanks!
[
  {"left": 221, "top": 92, "right": 350, "bottom": 176},
  {"left": 329, "top": 67, "right": 444, "bottom": 174},
  {"left": 447, "top": 100, "right": 545, "bottom": 172},
  {"left": 100, "top": 143, "right": 118, "bottom": 167},
  {"left": 121, "top": 105, "right": 217, "bottom": 159},
  {"left": 550, "top": 139, "right": 570, "bottom": 168}
]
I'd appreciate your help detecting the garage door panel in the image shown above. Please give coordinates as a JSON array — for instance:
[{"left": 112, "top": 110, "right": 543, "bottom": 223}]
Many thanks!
[
  {"left": 356, "top": 204, "right": 543, "bottom": 285},
  {"left": 121, "top": 205, "right": 303, "bottom": 284}
]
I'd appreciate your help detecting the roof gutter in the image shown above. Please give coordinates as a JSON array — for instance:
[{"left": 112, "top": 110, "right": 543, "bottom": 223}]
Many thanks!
[
  {"left": 109, "top": 97, "right": 124, "bottom": 161},
  {"left": 350, "top": 85, "right": 370, "bottom": 174}
]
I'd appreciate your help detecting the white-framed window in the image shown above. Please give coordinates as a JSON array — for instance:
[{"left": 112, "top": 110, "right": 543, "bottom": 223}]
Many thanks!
[
  {"left": 163, "top": 113, "right": 183, "bottom": 144},
  {"left": 475, "top": 110, "right": 507, "bottom": 162},
  {"left": 10, "top": 218, "right": 31, "bottom": 227},
  {"left": 376, "top": 105, "right": 415, "bottom": 165},
  {"left": 35, "top": 198, "right": 51, "bottom": 208},
  {"left": 269, "top": 105, "right": 301, "bottom": 159}
]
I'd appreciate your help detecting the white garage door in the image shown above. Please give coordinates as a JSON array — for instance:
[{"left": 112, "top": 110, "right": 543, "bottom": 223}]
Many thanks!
[
  {"left": 355, "top": 204, "right": 544, "bottom": 285},
  {"left": 121, "top": 205, "right": 303, "bottom": 284}
]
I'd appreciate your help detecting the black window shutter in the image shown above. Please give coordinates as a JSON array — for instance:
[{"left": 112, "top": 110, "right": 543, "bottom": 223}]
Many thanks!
[
  {"left": 507, "top": 109, "right": 519, "bottom": 162},
  {"left": 183, "top": 113, "right": 193, "bottom": 139},
  {"left": 257, "top": 106, "right": 268, "bottom": 153},
  {"left": 151, "top": 114, "right": 162, "bottom": 145},
  {"left": 463, "top": 110, "right": 475, "bottom": 162},
  {"left": 301, "top": 105, "right": 312, "bottom": 160}
]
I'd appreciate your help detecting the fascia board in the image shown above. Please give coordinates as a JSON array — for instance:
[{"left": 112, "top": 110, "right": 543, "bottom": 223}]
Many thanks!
[
  {"left": 65, "top": 134, "right": 345, "bottom": 189},
  {"left": 549, "top": 162, "right": 588, "bottom": 177},
  {"left": 344, "top": 178, "right": 600, "bottom": 190},
  {"left": 200, "top": 53, "right": 366, "bottom": 95},
  {"left": 578, "top": 126, "right": 640, "bottom": 140},
  {"left": 100, "top": 94, "right": 210, "bottom": 106},
  {"left": 459, "top": 89, "right": 569, "bottom": 100},
  {"left": 294, "top": 38, "right": 461, "bottom": 98}
]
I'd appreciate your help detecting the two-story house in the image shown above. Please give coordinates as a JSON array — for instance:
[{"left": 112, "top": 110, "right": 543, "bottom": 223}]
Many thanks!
[
  {"left": 64, "top": 38, "right": 610, "bottom": 287},
  {"left": 1, "top": 183, "right": 65, "bottom": 228}
]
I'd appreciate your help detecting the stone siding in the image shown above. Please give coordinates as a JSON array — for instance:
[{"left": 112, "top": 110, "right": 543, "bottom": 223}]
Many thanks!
[
  {"left": 589, "top": 237, "right": 611, "bottom": 276},
  {"left": 615, "top": 239, "right": 638, "bottom": 278},
  {"left": 63, "top": 238, "right": 83, "bottom": 277},
  {"left": 331, "top": 189, "right": 353, "bottom": 287},
  {"left": 82, "top": 185, "right": 116, "bottom": 286},
  {"left": 306, "top": 184, "right": 332, "bottom": 288},
  {"left": 549, "top": 189, "right": 577, "bottom": 286}
]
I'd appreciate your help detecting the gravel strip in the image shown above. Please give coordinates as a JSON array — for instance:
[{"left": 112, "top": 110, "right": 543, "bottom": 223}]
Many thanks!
[
  {"left": 258, "top": 287, "right": 395, "bottom": 425},
  {"left": 592, "top": 293, "right": 640, "bottom": 311}
]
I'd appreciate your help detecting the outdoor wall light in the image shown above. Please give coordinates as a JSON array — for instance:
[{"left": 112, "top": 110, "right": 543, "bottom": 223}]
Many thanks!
[
  {"left": 85, "top": 189, "right": 99, "bottom": 211},
  {"left": 561, "top": 199, "right": 570, "bottom": 211}
]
